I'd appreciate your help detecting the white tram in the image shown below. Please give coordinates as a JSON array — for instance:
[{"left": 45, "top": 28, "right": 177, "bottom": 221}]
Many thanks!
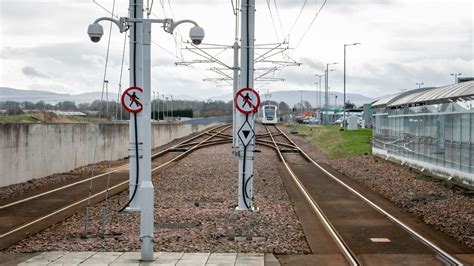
[{"left": 261, "top": 105, "right": 278, "bottom": 124}]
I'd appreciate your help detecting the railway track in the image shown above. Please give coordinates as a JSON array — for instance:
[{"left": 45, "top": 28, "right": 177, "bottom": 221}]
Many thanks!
[
  {"left": 261, "top": 124, "right": 465, "bottom": 266},
  {"left": 0, "top": 124, "right": 232, "bottom": 250}
]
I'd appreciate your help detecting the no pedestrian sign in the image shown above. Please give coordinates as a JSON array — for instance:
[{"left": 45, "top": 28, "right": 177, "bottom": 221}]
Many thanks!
[
  {"left": 235, "top": 88, "right": 260, "bottom": 114},
  {"left": 122, "top": 87, "right": 143, "bottom": 113}
]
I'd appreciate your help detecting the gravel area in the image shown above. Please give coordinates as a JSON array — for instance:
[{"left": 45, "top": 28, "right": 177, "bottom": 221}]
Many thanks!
[
  {"left": 6, "top": 142, "right": 310, "bottom": 254},
  {"left": 0, "top": 160, "right": 126, "bottom": 203},
  {"left": 280, "top": 123, "right": 474, "bottom": 250}
]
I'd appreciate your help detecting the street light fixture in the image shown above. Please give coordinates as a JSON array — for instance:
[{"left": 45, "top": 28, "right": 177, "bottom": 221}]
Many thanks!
[
  {"left": 324, "top": 63, "right": 337, "bottom": 124},
  {"left": 315, "top": 74, "right": 324, "bottom": 109},
  {"left": 87, "top": 6, "right": 204, "bottom": 261},
  {"left": 343, "top": 42, "right": 360, "bottom": 127},
  {"left": 314, "top": 82, "right": 318, "bottom": 110},
  {"left": 450, "top": 73, "right": 462, "bottom": 84},
  {"left": 416, "top": 82, "right": 424, "bottom": 89}
]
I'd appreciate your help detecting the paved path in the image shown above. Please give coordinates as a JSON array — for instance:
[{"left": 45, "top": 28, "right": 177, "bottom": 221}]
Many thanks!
[{"left": 17, "top": 252, "right": 280, "bottom": 265}]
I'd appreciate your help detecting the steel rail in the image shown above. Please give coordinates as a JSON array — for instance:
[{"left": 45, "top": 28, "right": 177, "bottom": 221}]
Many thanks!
[
  {"left": 273, "top": 125, "right": 464, "bottom": 266},
  {"left": 0, "top": 124, "right": 230, "bottom": 210},
  {"left": 151, "top": 125, "right": 232, "bottom": 171},
  {"left": 0, "top": 125, "right": 232, "bottom": 241},
  {"left": 264, "top": 125, "right": 360, "bottom": 266}
]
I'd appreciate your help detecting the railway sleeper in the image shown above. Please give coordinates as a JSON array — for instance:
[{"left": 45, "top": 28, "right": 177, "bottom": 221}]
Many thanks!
[
  {"left": 168, "top": 148, "right": 188, "bottom": 152},
  {"left": 280, "top": 148, "right": 299, "bottom": 153}
]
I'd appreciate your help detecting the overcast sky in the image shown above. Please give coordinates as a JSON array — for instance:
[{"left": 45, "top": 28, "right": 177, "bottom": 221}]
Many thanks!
[{"left": 0, "top": 0, "right": 472, "bottom": 100}]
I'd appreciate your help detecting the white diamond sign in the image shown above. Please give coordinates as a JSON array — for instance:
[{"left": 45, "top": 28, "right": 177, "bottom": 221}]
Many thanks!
[{"left": 237, "top": 121, "right": 255, "bottom": 147}]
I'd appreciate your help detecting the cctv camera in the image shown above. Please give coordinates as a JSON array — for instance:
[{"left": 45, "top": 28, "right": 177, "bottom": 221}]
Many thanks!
[
  {"left": 189, "top": 26, "right": 204, "bottom": 45},
  {"left": 87, "top": 23, "right": 104, "bottom": 43}
]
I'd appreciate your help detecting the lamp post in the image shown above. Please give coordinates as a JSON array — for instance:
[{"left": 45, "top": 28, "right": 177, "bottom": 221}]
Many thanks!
[
  {"left": 325, "top": 63, "right": 337, "bottom": 124},
  {"left": 87, "top": 2, "right": 204, "bottom": 260},
  {"left": 162, "top": 94, "right": 166, "bottom": 120},
  {"left": 104, "top": 80, "right": 109, "bottom": 119},
  {"left": 315, "top": 74, "right": 324, "bottom": 109},
  {"left": 300, "top": 90, "right": 303, "bottom": 115},
  {"left": 450, "top": 73, "right": 462, "bottom": 84},
  {"left": 170, "top": 94, "right": 174, "bottom": 120},
  {"left": 343, "top": 42, "right": 360, "bottom": 127},
  {"left": 314, "top": 82, "right": 318, "bottom": 110},
  {"left": 416, "top": 82, "right": 424, "bottom": 89}
]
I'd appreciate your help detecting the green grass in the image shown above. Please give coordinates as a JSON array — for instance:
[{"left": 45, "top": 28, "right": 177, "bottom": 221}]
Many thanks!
[
  {"left": 295, "top": 124, "right": 373, "bottom": 159},
  {"left": 0, "top": 113, "right": 106, "bottom": 123},
  {"left": 0, "top": 114, "right": 39, "bottom": 123}
]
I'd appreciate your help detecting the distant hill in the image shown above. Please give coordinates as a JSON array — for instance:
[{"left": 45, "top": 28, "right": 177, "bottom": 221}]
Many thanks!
[
  {"left": 210, "top": 90, "right": 375, "bottom": 107},
  {"left": 0, "top": 87, "right": 119, "bottom": 104},
  {"left": 0, "top": 87, "right": 376, "bottom": 107},
  {"left": 0, "top": 87, "right": 206, "bottom": 104}
]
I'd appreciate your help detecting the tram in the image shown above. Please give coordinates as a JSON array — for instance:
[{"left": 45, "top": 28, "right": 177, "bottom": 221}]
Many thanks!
[{"left": 261, "top": 105, "right": 278, "bottom": 124}]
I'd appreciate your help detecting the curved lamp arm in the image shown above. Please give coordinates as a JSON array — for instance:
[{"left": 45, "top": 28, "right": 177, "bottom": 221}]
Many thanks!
[
  {"left": 93, "top": 17, "right": 129, "bottom": 33},
  {"left": 164, "top": 19, "right": 199, "bottom": 34}
]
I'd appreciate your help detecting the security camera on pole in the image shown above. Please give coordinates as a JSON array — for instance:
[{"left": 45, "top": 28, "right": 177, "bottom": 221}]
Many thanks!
[
  {"left": 235, "top": 0, "right": 259, "bottom": 211},
  {"left": 87, "top": 0, "right": 204, "bottom": 260}
]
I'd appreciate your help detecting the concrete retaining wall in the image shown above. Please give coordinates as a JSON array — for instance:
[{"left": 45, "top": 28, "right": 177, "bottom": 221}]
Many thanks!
[{"left": 0, "top": 122, "right": 217, "bottom": 187}]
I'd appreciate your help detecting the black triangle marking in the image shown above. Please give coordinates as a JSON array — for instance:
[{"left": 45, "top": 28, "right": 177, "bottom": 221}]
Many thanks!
[{"left": 242, "top": 130, "right": 250, "bottom": 138}]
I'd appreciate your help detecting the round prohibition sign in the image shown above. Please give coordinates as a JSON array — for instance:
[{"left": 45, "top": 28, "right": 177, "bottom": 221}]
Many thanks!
[
  {"left": 235, "top": 88, "right": 261, "bottom": 114},
  {"left": 122, "top": 87, "right": 143, "bottom": 113}
]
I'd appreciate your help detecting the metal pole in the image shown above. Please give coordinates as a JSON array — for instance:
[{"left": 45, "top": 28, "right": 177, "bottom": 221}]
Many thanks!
[
  {"left": 343, "top": 43, "right": 359, "bottom": 127},
  {"left": 139, "top": 20, "right": 154, "bottom": 261},
  {"left": 119, "top": 83, "right": 123, "bottom": 120},
  {"left": 127, "top": 0, "right": 143, "bottom": 211},
  {"left": 171, "top": 95, "right": 174, "bottom": 120},
  {"left": 325, "top": 65, "right": 329, "bottom": 124},
  {"left": 156, "top": 92, "right": 160, "bottom": 121},
  {"left": 314, "top": 82, "right": 318, "bottom": 111},
  {"left": 343, "top": 45, "right": 346, "bottom": 126},
  {"left": 236, "top": 0, "right": 256, "bottom": 211},
  {"left": 232, "top": 41, "right": 239, "bottom": 153},
  {"left": 105, "top": 80, "right": 109, "bottom": 119},
  {"left": 300, "top": 90, "right": 303, "bottom": 115},
  {"left": 162, "top": 95, "right": 166, "bottom": 120}
]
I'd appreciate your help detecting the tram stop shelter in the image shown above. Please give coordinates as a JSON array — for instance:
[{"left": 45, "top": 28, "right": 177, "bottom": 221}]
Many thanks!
[{"left": 372, "top": 80, "right": 474, "bottom": 188}]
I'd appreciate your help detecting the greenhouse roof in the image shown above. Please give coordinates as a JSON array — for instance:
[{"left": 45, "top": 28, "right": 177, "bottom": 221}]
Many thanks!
[{"left": 372, "top": 80, "right": 474, "bottom": 108}]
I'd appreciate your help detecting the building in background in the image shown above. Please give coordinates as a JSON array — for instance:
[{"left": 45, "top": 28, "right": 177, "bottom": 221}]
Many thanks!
[{"left": 372, "top": 80, "right": 474, "bottom": 188}]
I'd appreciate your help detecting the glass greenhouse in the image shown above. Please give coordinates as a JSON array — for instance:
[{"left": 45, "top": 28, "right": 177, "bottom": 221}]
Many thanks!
[{"left": 372, "top": 80, "right": 474, "bottom": 188}]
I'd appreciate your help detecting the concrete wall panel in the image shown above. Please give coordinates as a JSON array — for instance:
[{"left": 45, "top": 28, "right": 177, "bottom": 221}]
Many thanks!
[{"left": 0, "top": 122, "right": 215, "bottom": 187}]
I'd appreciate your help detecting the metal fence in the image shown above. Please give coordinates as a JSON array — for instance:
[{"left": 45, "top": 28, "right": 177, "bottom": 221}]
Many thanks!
[{"left": 373, "top": 101, "right": 474, "bottom": 178}]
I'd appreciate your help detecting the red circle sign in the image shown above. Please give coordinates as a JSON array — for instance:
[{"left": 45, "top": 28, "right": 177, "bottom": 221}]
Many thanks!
[
  {"left": 122, "top": 87, "right": 143, "bottom": 113},
  {"left": 235, "top": 88, "right": 260, "bottom": 114}
]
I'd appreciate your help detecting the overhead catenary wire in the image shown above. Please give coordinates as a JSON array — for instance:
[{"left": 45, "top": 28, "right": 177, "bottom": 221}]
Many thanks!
[
  {"left": 116, "top": 32, "right": 128, "bottom": 121},
  {"left": 273, "top": 0, "right": 285, "bottom": 40},
  {"left": 92, "top": 0, "right": 118, "bottom": 18},
  {"left": 265, "top": 0, "right": 281, "bottom": 42},
  {"left": 167, "top": 0, "right": 185, "bottom": 59},
  {"left": 287, "top": 0, "right": 308, "bottom": 38},
  {"left": 83, "top": 0, "right": 117, "bottom": 237},
  {"left": 293, "top": 0, "right": 327, "bottom": 51}
]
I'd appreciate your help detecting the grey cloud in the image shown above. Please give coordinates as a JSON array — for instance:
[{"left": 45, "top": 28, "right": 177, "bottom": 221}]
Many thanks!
[
  {"left": 299, "top": 57, "right": 325, "bottom": 70},
  {"left": 275, "top": 0, "right": 394, "bottom": 11},
  {"left": 1, "top": 42, "right": 123, "bottom": 67},
  {"left": 22, "top": 66, "right": 49, "bottom": 78}
]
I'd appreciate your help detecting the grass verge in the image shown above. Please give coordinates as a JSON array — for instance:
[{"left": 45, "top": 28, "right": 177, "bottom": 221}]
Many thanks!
[{"left": 295, "top": 124, "right": 372, "bottom": 159}]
